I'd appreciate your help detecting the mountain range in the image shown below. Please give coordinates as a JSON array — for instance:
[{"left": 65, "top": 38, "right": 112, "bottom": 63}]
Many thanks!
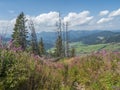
[
  {"left": 37, "top": 30, "right": 120, "bottom": 49},
  {"left": 1, "top": 30, "right": 120, "bottom": 49}
]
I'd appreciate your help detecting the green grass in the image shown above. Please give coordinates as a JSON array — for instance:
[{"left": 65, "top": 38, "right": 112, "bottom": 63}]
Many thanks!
[
  {"left": 70, "top": 42, "right": 120, "bottom": 54},
  {"left": 0, "top": 48, "right": 120, "bottom": 90}
]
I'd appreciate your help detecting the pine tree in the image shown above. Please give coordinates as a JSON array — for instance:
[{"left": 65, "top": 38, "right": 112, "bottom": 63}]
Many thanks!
[
  {"left": 54, "top": 12, "right": 64, "bottom": 57},
  {"left": 70, "top": 48, "right": 75, "bottom": 57},
  {"left": 12, "top": 12, "right": 28, "bottom": 50},
  {"left": 55, "top": 35, "right": 63, "bottom": 57},
  {"left": 29, "top": 20, "right": 39, "bottom": 55},
  {"left": 39, "top": 37, "right": 45, "bottom": 55}
]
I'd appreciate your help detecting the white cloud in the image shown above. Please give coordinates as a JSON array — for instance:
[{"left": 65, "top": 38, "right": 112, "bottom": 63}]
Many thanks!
[
  {"left": 97, "top": 17, "right": 113, "bottom": 24},
  {"left": 97, "top": 8, "right": 120, "bottom": 24},
  {"left": 0, "top": 9, "right": 120, "bottom": 34},
  {"left": 0, "top": 20, "right": 14, "bottom": 34},
  {"left": 109, "top": 8, "right": 120, "bottom": 17},
  {"left": 99, "top": 10, "right": 109, "bottom": 16},
  {"left": 64, "top": 11, "right": 93, "bottom": 26},
  {"left": 31, "top": 11, "right": 59, "bottom": 32},
  {"left": 0, "top": 12, "right": 59, "bottom": 33},
  {"left": 34, "top": 11, "right": 58, "bottom": 26}
]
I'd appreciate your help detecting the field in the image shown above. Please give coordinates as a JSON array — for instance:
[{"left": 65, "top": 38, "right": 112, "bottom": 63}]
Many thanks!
[
  {"left": 70, "top": 42, "right": 120, "bottom": 54},
  {"left": 1, "top": 0, "right": 120, "bottom": 90},
  {"left": 0, "top": 48, "right": 120, "bottom": 90}
]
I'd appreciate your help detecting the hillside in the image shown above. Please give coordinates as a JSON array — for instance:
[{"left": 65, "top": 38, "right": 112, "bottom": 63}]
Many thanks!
[
  {"left": 2, "top": 30, "right": 120, "bottom": 50},
  {"left": 0, "top": 49, "right": 120, "bottom": 90},
  {"left": 1, "top": 1, "right": 120, "bottom": 90},
  {"left": 36, "top": 30, "right": 101, "bottom": 49},
  {"left": 70, "top": 42, "right": 120, "bottom": 54},
  {"left": 78, "top": 31, "right": 120, "bottom": 45},
  {"left": 37, "top": 30, "right": 120, "bottom": 49}
]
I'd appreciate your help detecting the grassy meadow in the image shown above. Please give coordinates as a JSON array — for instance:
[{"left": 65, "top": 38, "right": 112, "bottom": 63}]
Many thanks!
[
  {"left": 0, "top": 0, "right": 120, "bottom": 90},
  {"left": 0, "top": 47, "right": 120, "bottom": 90},
  {"left": 70, "top": 42, "right": 120, "bottom": 54}
]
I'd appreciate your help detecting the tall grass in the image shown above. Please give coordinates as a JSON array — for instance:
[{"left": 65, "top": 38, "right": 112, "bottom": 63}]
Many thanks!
[{"left": 0, "top": 40, "right": 120, "bottom": 90}]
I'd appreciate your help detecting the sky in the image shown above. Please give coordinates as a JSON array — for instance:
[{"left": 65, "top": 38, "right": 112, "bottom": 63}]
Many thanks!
[{"left": 0, "top": 0, "right": 120, "bottom": 33}]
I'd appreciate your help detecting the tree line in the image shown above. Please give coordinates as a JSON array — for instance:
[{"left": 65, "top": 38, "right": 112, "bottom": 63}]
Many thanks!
[{"left": 12, "top": 12, "right": 75, "bottom": 58}]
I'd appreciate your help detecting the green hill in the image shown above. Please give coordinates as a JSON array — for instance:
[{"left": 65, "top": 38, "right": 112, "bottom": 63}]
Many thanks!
[
  {"left": 1, "top": 49, "right": 120, "bottom": 90},
  {"left": 78, "top": 31, "right": 120, "bottom": 45},
  {"left": 70, "top": 42, "right": 120, "bottom": 54}
]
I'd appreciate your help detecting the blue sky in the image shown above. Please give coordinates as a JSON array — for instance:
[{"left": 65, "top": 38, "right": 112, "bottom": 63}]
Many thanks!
[
  {"left": 0, "top": 0, "right": 120, "bottom": 33},
  {"left": 0, "top": 0, "right": 120, "bottom": 19}
]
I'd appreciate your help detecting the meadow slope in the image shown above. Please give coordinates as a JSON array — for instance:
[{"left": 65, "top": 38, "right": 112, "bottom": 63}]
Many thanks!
[
  {"left": 70, "top": 42, "right": 120, "bottom": 55},
  {"left": 0, "top": 49, "right": 120, "bottom": 90}
]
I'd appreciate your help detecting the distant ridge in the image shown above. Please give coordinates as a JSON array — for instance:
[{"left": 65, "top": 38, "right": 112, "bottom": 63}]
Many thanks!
[{"left": 1, "top": 30, "right": 120, "bottom": 49}]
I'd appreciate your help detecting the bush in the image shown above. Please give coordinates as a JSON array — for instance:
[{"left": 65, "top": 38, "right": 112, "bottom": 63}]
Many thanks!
[{"left": 0, "top": 49, "right": 120, "bottom": 90}]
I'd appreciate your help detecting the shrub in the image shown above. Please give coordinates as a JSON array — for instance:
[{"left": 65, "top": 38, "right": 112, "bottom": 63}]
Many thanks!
[{"left": 0, "top": 48, "right": 120, "bottom": 90}]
